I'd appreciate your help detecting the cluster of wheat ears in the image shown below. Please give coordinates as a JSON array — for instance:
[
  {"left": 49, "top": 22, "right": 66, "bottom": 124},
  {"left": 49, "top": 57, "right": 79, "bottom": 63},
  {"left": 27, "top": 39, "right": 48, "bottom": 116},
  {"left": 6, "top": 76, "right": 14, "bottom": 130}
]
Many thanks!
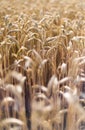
[{"left": 0, "top": 0, "right": 85, "bottom": 130}]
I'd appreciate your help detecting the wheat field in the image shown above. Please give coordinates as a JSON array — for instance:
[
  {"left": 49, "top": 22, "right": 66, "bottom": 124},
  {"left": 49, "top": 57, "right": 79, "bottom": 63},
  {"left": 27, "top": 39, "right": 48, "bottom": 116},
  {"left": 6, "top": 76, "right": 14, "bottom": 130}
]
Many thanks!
[{"left": 0, "top": 0, "right": 85, "bottom": 130}]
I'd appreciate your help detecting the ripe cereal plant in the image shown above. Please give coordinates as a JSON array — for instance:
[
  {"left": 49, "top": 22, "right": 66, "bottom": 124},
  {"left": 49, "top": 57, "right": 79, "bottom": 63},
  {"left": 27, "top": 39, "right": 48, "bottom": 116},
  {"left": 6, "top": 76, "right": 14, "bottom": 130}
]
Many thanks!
[{"left": 0, "top": 0, "right": 85, "bottom": 130}]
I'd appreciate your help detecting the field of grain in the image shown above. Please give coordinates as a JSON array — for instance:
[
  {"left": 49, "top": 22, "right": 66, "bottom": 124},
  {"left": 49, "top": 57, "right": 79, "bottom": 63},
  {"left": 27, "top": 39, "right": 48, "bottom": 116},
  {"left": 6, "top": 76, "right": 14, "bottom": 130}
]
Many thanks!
[{"left": 0, "top": 0, "right": 85, "bottom": 130}]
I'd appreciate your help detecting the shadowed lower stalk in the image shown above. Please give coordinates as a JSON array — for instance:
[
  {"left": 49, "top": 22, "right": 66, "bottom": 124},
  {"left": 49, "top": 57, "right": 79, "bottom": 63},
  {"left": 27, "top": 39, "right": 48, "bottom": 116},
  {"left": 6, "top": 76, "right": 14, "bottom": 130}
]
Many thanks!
[{"left": 24, "top": 72, "right": 31, "bottom": 130}]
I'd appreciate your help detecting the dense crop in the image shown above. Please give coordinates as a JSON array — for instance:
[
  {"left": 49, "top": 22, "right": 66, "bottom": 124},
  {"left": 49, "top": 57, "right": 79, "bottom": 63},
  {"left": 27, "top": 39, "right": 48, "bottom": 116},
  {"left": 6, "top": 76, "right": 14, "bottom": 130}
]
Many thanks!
[{"left": 0, "top": 0, "right": 85, "bottom": 130}]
